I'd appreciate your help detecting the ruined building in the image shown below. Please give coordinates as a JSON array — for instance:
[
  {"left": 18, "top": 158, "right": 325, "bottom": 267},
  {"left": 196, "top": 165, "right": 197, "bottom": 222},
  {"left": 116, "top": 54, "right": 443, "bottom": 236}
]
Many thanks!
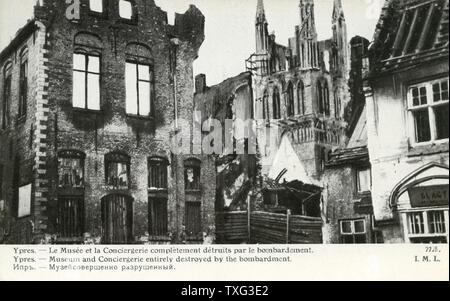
[
  {"left": 363, "top": 0, "right": 449, "bottom": 243},
  {"left": 0, "top": 0, "right": 216, "bottom": 244},
  {"left": 247, "top": 0, "right": 349, "bottom": 183},
  {"left": 244, "top": 0, "right": 351, "bottom": 219}
]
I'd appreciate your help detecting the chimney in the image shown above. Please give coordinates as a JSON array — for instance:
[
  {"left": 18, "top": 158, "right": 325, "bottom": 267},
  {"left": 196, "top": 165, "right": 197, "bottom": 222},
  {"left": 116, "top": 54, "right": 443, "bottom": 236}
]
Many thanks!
[{"left": 195, "top": 74, "right": 207, "bottom": 94}]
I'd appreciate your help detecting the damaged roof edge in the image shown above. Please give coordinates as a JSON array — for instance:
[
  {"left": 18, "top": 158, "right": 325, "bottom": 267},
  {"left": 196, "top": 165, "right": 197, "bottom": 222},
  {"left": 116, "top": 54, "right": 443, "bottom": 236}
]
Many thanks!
[{"left": 0, "top": 19, "right": 37, "bottom": 64}]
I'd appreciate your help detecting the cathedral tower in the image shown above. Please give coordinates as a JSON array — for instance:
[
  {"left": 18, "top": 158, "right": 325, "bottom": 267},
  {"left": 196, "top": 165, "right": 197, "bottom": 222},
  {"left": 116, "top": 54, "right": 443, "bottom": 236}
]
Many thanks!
[{"left": 297, "top": 0, "right": 319, "bottom": 69}]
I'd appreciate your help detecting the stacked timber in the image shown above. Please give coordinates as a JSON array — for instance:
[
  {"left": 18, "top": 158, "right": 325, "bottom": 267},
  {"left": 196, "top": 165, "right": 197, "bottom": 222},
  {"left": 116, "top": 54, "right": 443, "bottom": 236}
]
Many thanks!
[{"left": 215, "top": 211, "right": 248, "bottom": 243}]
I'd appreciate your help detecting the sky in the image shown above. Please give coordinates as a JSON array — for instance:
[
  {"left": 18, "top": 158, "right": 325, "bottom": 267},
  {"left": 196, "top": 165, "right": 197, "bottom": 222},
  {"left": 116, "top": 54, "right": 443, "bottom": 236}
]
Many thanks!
[{"left": 0, "top": 0, "right": 382, "bottom": 86}]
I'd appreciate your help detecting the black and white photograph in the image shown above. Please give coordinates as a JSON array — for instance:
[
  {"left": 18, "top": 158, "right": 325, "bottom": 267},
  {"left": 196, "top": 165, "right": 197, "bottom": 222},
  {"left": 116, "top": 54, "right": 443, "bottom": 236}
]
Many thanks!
[{"left": 0, "top": 0, "right": 448, "bottom": 283}]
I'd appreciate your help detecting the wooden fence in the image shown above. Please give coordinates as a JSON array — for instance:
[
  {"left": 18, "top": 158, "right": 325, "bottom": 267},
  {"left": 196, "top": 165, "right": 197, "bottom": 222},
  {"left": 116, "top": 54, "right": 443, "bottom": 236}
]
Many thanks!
[{"left": 216, "top": 210, "right": 323, "bottom": 244}]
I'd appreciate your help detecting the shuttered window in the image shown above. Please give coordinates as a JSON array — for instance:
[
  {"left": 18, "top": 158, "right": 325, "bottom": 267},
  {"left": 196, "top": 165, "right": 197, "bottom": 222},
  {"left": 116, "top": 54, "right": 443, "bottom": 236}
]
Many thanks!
[
  {"left": 185, "top": 202, "right": 201, "bottom": 236},
  {"left": 57, "top": 197, "right": 84, "bottom": 238},
  {"left": 101, "top": 194, "right": 133, "bottom": 244},
  {"left": 149, "top": 197, "right": 168, "bottom": 236}
]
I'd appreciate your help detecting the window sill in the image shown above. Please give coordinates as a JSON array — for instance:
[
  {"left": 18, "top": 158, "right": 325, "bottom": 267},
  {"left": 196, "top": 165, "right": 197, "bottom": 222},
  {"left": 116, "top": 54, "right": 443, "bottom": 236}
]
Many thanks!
[
  {"left": 117, "top": 18, "right": 138, "bottom": 26},
  {"left": 72, "top": 107, "right": 103, "bottom": 115},
  {"left": 408, "top": 140, "right": 449, "bottom": 157},
  {"left": 126, "top": 114, "right": 153, "bottom": 121},
  {"left": 88, "top": 11, "right": 108, "bottom": 19},
  {"left": 105, "top": 186, "right": 131, "bottom": 192}
]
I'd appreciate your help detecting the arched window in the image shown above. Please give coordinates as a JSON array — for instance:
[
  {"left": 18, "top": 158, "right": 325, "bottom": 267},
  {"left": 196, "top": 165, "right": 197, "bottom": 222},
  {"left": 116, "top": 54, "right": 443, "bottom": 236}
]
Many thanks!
[
  {"left": 105, "top": 152, "right": 131, "bottom": 189},
  {"left": 287, "top": 82, "right": 295, "bottom": 117},
  {"left": 101, "top": 194, "right": 133, "bottom": 244},
  {"left": 73, "top": 32, "right": 102, "bottom": 111},
  {"left": 334, "top": 90, "right": 341, "bottom": 119},
  {"left": 125, "top": 43, "right": 154, "bottom": 117},
  {"left": 317, "top": 81, "right": 324, "bottom": 114},
  {"left": 324, "top": 82, "right": 330, "bottom": 116},
  {"left": 148, "top": 157, "right": 169, "bottom": 237},
  {"left": 184, "top": 158, "right": 201, "bottom": 192},
  {"left": 19, "top": 47, "right": 28, "bottom": 118},
  {"left": 184, "top": 158, "right": 202, "bottom": 238},
  {"left": 297, "top": 81, "right": 305, "bottom": 116},
  {"left": 57, "top": 150, "right": 86, "bottom": 239},
  {"left": 2, "top": 62, "right": 12, "bottom": 129},
  {"left": 262, "top": 90, "right": 269, "bottom": 120},
  {"left": 273, "top": 87, "right": 281, "bottom": 119},
  {"left": 148, "top": 157, "right": 169, "bottom": 190},
  {"left": 58, "top": 150, "right": 85, "bottom": 188}
]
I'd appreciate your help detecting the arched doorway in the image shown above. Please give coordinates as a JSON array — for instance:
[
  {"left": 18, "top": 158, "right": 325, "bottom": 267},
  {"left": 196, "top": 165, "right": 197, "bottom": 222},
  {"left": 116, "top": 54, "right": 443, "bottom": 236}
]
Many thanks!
[
  {"left": 390, "top": 163, "right": 449, "bottom": 244},
  {"left": 101, "top": 194, "right": 134, "bottom": 244}
]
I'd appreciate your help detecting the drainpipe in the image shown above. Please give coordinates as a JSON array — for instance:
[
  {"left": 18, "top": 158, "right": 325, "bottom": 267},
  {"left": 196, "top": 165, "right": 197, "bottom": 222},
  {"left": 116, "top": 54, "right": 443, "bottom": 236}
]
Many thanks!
[{"left": 170, "top": 38, "right": 180, "bottom": 242}]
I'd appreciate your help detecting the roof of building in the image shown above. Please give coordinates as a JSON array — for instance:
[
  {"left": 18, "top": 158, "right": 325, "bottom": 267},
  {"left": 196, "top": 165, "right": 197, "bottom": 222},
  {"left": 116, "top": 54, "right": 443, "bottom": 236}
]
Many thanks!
[
  {"left": 367, "top": 0, "right": 449, "bottom": 78},
  {"left": 327, "top": 104, "right": 369, "bottom": 167}
]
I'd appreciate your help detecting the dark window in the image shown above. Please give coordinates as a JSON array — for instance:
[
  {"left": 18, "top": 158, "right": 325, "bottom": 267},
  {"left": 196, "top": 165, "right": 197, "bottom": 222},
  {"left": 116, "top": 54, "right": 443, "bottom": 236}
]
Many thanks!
[
  {"left": 272, "top": 87, "right": 281, "bottom": 119},
  {"left": 317, "top": 81, "right": 323, "bottom": 114},
  {"left": 2, "top": 64, "right": 12, "bottom": 129},
  {"left": 19, "top": 55, "right": 28, "bottom": 118},
  {"left": 297, "top": 81, "right": 305, "bottom": 116},
  {"left": 105, "top": 152, "right": 130, "bottom": 189},
  {"left": 185, "top": 201, "right": 201, "bottom": 236},
  {"left": 148, "top": 157, "right": 169, "bottom": 190},
  {"left": 149, "top": 197, "right": 168, "bottom": 236},
  {"left": 409, "top": 79, "right": 449, "bottom": 143},
  {"left": 0, "top": 164, "right": 3, "bottom": 199},
  {"left": 287, "top": 82, "right": 295, "bottom": 117},
  {"left": 101, "top": 194, "right": 133, "bottom": 244},
  {"left": 73, "top": 53, "right": 100, "bottom": 110},
  {"left": 324, "top": 82, "right": 330, "bottom": 116},
  {"left": 262, "top": 90, "right": 269, "bottom": 120},
  {"left": 57, "top": 197, "right": 84, "bottom": 238},
  {"left": 340, "top": 219, "right": 367, "bottom": 244},
  {"left": 334, "top": 91, "right": 341, "bottom": 119},
  {"left": 58, "top": 151, "right": 85, "bottom": 189},
  {"left": 184, "top": 159, "right": 201, "bottom": 192}
]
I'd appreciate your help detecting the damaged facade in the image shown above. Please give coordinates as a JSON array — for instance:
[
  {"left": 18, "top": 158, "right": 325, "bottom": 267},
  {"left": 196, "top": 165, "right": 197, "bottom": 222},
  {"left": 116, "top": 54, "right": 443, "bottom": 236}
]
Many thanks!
[
  {"left": 0, "top": 0, "right": 216, "bottom": 245},
  {"left": 363, "top": 0, "right": 449, "bottom": 243}
]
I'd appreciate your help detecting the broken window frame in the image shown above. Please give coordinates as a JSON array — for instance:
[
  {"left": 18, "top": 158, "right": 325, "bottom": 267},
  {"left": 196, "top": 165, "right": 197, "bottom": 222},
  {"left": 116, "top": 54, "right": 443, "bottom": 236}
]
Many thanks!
[
  {"left": 105, "top": 152, "right": 131, "bottom": 190},
  {"left": 401, "top": 209, "right": 449, "bottom": 243},
  {"left": 184, "top": 158, "right": 201, "bottom": 192},
  {"left": 72, "top": 52, "right": 101, "bottom": 111},
  {"left": 148, "top": 157, "right": 169, "bottom": 190},
  {"left": 287, "top": 82, "right": 295, "bottom": 117},
  {"left": 2, "top": 63, "right": 12, "bottom": 130},
  {"left": 407, "top": 78, "right": 449, "bottom": 145},
  {"left": 18, "top": 48, "right": 28, "bottom": 119},
  {"left": 340, "top": 219, "right": 368, "bottom": 244},
  {"left": 57, "top": 150, "right": 86, "bottom": 189},
  {"left": 297, "top": 81, "right": 305, "bottom": 116},
  {"left": 272, "top": 87, "right": 281, "bottom": 119}
]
